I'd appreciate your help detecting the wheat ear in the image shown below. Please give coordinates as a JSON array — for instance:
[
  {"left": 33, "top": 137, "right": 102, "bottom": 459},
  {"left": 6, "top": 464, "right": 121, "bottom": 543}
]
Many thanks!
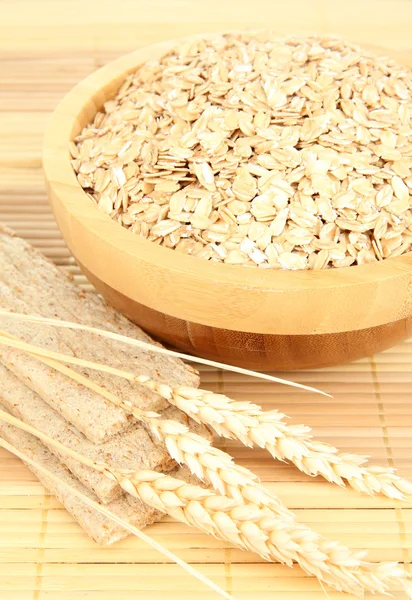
[
  {"left": 0, "top": 435, "right": 234, "bottom": 600},
  {"left": 0, "top": 309, "right": 331, "bottom": 397},
  {"left": 0, "top": 409, "right": 411, "bottom": 599},
  {"left": 148, "top": 383, "right": 412, "bottom": 500},
  {"left": 0, "top": 332, "right": 291, "bottom": 518},
  {"left": 2, "top": 331, "right": 411, "bottom": 502},
  {"left": 3, "top": 330, "right": 411, "bottom": 502}
]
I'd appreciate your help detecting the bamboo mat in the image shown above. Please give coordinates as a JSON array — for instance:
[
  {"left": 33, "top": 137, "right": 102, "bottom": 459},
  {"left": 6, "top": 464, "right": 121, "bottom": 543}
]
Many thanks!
[{"left": 1, "top": 1, "right": 412, "bottom": 598}]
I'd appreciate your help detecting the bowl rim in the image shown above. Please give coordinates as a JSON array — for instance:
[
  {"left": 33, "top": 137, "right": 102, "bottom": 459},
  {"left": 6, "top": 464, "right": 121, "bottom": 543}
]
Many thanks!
[{"left": 43, "top": 34, "right": 412, "bottom": 335}]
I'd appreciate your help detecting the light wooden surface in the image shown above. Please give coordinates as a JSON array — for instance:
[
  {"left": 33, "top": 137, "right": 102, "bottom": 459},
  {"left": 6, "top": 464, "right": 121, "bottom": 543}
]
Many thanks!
[{"left": 1, "top": 0, "right": 412, "bottom": 598}]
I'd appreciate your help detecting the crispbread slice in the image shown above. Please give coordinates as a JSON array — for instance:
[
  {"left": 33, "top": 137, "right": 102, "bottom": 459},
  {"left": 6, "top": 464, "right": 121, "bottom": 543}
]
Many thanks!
[
  {"left": 0, "top": 226, "right": 199, "bottom": 443},
  {"left": 0, "top": 404, "right": 202, "bottom": 546},
  {"left": 0, "top": 307, "right": 132, "bottom": 444},
  {"left": 0, "top": 363, "right": 211, "bottom": 504},
  {"left": 0, "top": 404, "right": 161, "bottom": 545},
  {"left": 0, "top": 363, "right": 175, "bottom": 503}
]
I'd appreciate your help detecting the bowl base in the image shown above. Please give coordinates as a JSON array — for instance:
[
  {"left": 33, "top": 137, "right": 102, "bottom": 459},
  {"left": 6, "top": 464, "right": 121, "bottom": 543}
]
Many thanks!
[{"left": 81, "top": 264, "right": 412, "bottom": 371}]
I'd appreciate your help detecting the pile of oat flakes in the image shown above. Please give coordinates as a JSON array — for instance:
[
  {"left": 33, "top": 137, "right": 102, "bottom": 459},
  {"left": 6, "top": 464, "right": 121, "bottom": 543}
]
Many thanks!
[{"left": 72, "top": 33, "right": 412, "bottom": 270}]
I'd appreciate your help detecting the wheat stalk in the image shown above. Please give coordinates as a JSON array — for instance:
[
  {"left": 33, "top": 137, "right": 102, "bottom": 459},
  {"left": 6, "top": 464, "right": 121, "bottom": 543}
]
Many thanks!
[
  {"left": 0, "top": 409, "right": 411, "bottom": 599},
  {"left": 0, "top": 309, "right": 330, "bottom": 397},
  {"left": 0, "top": 331, "right": 291, "bottom": 518},
  {"left": 0, "top": 435, "right": 234, "bottom": 600}
]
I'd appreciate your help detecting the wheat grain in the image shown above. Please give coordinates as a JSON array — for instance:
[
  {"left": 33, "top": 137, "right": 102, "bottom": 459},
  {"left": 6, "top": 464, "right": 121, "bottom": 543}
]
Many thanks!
[
  {"left": 73, "top": 33, "right": 412, "bottom": 270},
  {"left": 1, "top": 410, "right": 411, "bottom": 598},
  {"left": 0, "top": 435, "right": 234, "bottom": 600}
]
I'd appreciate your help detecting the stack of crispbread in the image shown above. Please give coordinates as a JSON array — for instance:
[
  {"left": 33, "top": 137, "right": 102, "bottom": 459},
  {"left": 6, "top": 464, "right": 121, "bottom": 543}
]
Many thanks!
[{"left": 0, "top": 225, "right": 206, "bottom": 544}]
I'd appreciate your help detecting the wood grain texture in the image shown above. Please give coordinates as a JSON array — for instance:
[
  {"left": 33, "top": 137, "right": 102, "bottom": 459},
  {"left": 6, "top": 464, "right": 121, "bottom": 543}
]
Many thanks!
[
  {"left": 81, "top": 261, "right": 412, "bottom": 370},
  {"left": 43, "top": 34, "right": 412, "bottom": 369},
  {"left": 1, "top": 0, "right": 412, "bottom": 598}
]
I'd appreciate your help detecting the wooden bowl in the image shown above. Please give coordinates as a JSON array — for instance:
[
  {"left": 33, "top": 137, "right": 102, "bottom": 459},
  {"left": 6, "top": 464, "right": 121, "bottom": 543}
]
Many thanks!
[{"left": 43, "top": 36, "right": 412, "bottom": 370}]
